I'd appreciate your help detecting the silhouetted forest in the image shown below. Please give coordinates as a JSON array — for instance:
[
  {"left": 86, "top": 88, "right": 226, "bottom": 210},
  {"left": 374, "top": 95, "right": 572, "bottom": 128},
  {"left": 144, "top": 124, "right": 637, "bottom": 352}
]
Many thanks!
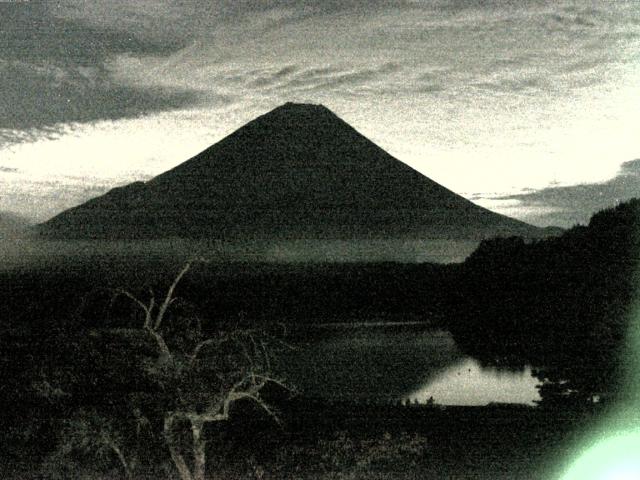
[
  {"left": 0, "top": 260, "right": 452, "bottom": 331},
  {"left": 448, "top": 199, "right": 640, "bottom": 406}
]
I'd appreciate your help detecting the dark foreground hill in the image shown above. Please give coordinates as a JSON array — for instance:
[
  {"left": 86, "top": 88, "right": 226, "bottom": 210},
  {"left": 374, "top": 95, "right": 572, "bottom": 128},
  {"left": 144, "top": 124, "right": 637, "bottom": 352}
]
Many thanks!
[{"left": 38, "top": 102, "right": 552, "bottom": 241}]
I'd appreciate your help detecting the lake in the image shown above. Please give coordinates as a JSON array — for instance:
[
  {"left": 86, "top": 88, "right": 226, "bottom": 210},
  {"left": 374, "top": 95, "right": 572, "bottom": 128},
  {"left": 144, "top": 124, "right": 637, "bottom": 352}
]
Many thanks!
[{"left": 280, "top": 324, "right": 541, "bottom": 406}]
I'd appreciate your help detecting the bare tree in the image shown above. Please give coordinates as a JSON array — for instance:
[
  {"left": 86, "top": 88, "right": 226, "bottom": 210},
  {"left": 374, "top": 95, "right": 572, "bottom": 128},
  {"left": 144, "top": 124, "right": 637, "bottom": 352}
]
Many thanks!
[{"left": 115, "top": 259, "right": 288, "bottom": 480}]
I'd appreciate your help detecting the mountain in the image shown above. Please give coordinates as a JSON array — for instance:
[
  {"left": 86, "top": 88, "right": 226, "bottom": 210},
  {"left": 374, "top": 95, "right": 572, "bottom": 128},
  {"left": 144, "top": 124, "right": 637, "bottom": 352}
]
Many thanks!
[
  {"left": 38, "top": 102, "right": 554, "bottom": 241},
  {"left": 0, "top": 212, "right": 32, "bottom": 240}
]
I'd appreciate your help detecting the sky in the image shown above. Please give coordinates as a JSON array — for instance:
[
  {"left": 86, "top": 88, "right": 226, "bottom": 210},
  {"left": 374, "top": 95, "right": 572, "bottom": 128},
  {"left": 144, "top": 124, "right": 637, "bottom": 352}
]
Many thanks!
[{"left": 0, "top": 0, "right": 638, "bottom": 227}]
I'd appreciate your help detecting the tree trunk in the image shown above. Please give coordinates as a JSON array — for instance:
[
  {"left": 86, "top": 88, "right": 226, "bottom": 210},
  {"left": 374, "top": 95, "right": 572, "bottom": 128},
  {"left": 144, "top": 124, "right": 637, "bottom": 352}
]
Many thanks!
[
  {"left": 191, "top": 420, "right": 207, "bottom": 480},
  {"left": 164, "top": 415, "right": 194, "bottom": 480},
  {"left": 147, "top": 326, "right": 172, "bottom": 362}
]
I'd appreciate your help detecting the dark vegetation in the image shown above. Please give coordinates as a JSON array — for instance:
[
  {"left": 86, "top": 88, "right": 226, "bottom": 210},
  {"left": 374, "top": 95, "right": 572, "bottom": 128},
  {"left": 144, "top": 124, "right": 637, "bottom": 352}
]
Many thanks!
[
  {"left": 1, "top": 200, "right": 638, "bottom": 478},
  {"left": 450, "top": 199, "right": 640, "bottom": 407}
]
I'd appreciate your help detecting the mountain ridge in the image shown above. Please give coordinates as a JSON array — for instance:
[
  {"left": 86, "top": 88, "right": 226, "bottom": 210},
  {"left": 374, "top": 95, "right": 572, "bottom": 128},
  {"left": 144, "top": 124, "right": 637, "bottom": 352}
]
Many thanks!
[
  {"left": 0, "top": 211, "right": 32, "bottom": 239},
  {"left": 38, "top": 103, "right": 556, "bottom": 241}
]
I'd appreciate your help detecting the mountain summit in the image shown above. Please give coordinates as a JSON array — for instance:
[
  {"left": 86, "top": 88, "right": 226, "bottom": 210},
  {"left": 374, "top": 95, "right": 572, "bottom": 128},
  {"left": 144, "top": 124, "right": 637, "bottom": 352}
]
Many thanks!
[{"left": 39, "top": 103, "right": 549, "bottom": 240}]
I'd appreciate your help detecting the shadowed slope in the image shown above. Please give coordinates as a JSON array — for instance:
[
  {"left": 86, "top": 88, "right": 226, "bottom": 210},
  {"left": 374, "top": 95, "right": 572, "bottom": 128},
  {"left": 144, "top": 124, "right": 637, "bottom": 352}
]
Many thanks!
[
  {"left": 0, "top": 212, "right": 32, "bottom": 240},
  {"left": 39, "top": 103, "right": 548, "bottom": 240}
]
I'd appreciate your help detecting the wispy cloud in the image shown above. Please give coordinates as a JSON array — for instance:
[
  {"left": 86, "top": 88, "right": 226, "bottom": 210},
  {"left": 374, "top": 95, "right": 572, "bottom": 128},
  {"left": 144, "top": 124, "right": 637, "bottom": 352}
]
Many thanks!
[
  {"left": 0, "top": 1, "right": 198, "bottom": 136},
  {"left": 0, "top": 175, "right": 113, "bottom": 222},
  {"left": 0, "top": 60, "right": 200, "bottom": 131},
  {"left": 476, "top": 159, "right": 640, "bottom": 227}
]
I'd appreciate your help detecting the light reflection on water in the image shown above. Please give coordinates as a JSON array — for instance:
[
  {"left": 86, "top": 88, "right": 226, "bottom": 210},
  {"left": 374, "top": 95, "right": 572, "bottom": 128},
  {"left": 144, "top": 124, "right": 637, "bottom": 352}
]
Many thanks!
[
  {"left": 281, "top": 326, "right": 541, "bottom": 406},
  {"left": 403, "top": 357, "right": 540, "bottom": 406}
]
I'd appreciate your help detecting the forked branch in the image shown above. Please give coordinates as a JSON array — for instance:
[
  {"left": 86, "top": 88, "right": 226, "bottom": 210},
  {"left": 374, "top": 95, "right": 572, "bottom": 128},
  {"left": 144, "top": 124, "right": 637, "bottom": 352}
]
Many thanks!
[
  {"left": 114, "top": 259, "right": 204, "bottom": 361},
  {"left": 154, "top": 260, "right": 195, "bottom": 331}
]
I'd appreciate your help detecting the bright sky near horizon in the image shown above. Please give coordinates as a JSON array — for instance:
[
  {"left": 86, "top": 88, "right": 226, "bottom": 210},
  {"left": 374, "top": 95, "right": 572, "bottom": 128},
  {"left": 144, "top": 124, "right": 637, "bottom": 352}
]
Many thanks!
[{"left": 1, "top": 0, "right": 639, "bottom": 227}]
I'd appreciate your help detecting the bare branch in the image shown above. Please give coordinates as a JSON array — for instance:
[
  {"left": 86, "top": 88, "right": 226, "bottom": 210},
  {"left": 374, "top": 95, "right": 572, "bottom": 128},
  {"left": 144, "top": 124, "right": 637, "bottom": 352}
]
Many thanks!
[
  {"left": 149, "top": 328, "right": 173, "bottom": 360},
  {"left": 187, "top": 411, "right": 227, "bottom": 423},
  {"left": 210, "top": 374, "right": 253, "bottom": 422},
  {"left": 115, "top": 289, "right": 148, "bottom": 315},
  {"left": 164, "top": 414, "right": 195, "bottom": 480},
  {"left": 147, "top": 287, "right": 156, "bottom": 327},
  {"left": 247, "top": 332, "right": 260, "bottom": 360},
  {"left": 233, "top": 334, "right": 255, "bottom": 370},
  {"left": 188, "top": 335, "right": 229, "bottom": 367},
  {"left": 252, "top": 374, "right": 294, "bottom": 394},
  {"left": 115, "top": 289, "right": 153, "bottom": 328},
  {"left": 260, "top": 340, "right": 272, "bottom": 372},
  {"left": 231, "top": 392, "right": 282, "bottom": 425},
  {"left": 104, "top": 437, "right": 133, "bottom": 480},
  {"left": 154, "top": 261, "right": 194, "bottom": 331}
]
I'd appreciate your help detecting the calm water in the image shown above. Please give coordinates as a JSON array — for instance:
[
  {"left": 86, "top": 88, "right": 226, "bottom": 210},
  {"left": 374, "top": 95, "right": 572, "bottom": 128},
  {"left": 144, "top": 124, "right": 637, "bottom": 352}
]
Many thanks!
[{"left": 280, "top": 325, "right": 540, "bottom": 406}]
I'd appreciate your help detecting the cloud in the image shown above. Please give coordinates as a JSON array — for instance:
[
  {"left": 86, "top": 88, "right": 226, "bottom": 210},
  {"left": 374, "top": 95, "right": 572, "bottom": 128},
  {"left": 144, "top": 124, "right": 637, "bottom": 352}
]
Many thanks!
[
  {"left": 0, "top": 2, "right": 198, "bottom": 134},
  {"left": 0, "top": 60, "right": 200, "bottom": 131},
  {"left": 482, "top": 159, "right": 640, "bottom": 227},
  {"left": 0, "top": 2, "right": 184, "bottom": 64},
  {"left": 268, "top": 62, "right": 403, "bottom": 93},
  {"left": 10, "top": 0, "right": 631, "bottom": 119},
  {"left": 249, "top": 65, "right": 299, "bottom": 88},
  {"left": 1, "top": 1, "right": 398, "bottom": 134},
  {"left": 0, "top": 177, "right": 113, "bottom": 223}
]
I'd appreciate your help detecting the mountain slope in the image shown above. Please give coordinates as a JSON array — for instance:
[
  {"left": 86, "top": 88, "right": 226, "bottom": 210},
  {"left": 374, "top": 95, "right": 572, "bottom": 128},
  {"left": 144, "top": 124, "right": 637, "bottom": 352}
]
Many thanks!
[
  {"left": 38, "top": 103, "right": 551, "bottom": 240},
  {"left": 0, "top": 212, "right": 32, "bottom": 240}
]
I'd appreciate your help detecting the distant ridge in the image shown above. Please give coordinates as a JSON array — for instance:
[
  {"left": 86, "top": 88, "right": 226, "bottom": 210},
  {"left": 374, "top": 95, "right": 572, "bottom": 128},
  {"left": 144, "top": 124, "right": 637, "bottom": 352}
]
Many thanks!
[
  {"left": 38, "top": 103, "right": 555, "bottom": 241},
  {"left": 0, "top": 212, "right": 32, "bottom": 240}
]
